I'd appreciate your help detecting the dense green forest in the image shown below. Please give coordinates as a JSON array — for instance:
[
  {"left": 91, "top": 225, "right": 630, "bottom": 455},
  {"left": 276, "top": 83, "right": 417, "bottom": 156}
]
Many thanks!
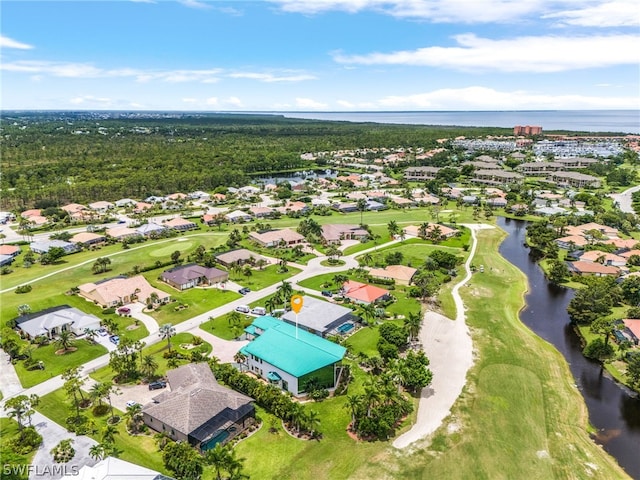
[{"left": 0, "top": 112, "right": 510, "bottom": 209}]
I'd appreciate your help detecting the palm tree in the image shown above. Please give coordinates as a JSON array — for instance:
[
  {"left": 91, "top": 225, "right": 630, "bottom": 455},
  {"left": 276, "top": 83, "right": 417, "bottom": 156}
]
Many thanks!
[
  {"left": 264, "top": 295, "right": 279, "bottom": 314},
  {"left": 360, "top": 252, "right": 373, "bottom": 266},
  {"left": 332, "top": 274, "right": 348, "bottom": 289},
  {"left": 84, "top": 328, "right": 97, "bottom": 344},
  {"left": 418, "top": 222, "right": 430, "bottom": 239},
  {"left": 125, "top": 402, "right": 143, "bottom": 432},
  {"left": 101, "top": 424, "right": 119, "bottom": 444},
  {"left": 233, "top": 351, "right": 246, "bottom": 365},
  {"left": 387, "top": 220, "right": 399, "bottom": 239},
  {"left": 428, "top": 225, "right": 443, "bottom": 243},
  {"left": 205, "top": 443, "right": 232, "bottom": 480},
  {"left": 89, "top": 444, "right": 106, "bottom": 461},
  {"left": 363, "top": 378, "right": 382, "bottom": 417},
  {"left": 305, "top": 409, "right": 321, "bottom": 438},
  {"left": 142, "top": 355, "right": 158, "bottom": 379},
  {"left": 404, "top": 311, "right": 422, "bottom": 342},
  {"left": 158, "top": 323, "right": 176, "bottom": 352},
  {"left": 90, "top": 382, "right": 109, "bottom": 410},
  {"left": 344, "top": 394, "right": 362, "bottom": 430},
  {"left": 359, "top": 303, "right": 377, "bottom": 326},
  {"left": 357, "top": 198, "right": 367, "bottom": 225},
  {"left": 55, "top": 330, "right": 75, "bottom": 353},
  {"left": 325, "top": 245, "right": 341, "bottom": 263},
  {"left": 104, "top": 382, "right": 121, "bottom": 424},
  {"left": 277, "top": 281, "right": 293, "bottom": 307}
]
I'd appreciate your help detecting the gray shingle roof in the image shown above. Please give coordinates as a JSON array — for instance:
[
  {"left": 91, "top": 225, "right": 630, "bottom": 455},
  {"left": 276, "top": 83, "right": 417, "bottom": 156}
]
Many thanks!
[{"left": 143, "top": 363, "right": 253, "bottom": 441}]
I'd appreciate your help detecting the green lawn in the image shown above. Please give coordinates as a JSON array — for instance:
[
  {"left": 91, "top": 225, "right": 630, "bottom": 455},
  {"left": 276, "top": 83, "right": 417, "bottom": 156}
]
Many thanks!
[
  {"left": 90, "top": 332, "right": 211, "bottom": 384},
  {"left": 0, "top": 417, "right": 38, "bottom": 480},
  {"left": 142, "top": 280, "right": 242, "bottom": 326},
  {"left": 228, "top": 264, "right": 302, "bottom": 291},
  {"left": 13, "top": 340, "right": 108, "bottom": 388}
]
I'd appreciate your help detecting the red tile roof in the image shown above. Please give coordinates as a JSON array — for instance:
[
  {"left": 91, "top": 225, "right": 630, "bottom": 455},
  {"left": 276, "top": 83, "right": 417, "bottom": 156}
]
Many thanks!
[{"left": 342, "top": 280, "right": 389, "bottom": 304}]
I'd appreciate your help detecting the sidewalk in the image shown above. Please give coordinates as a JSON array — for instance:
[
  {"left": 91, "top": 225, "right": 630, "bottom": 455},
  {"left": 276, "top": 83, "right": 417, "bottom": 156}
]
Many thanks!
[{"left": 0, "top": 349, "right": 24, "bottom": 399}]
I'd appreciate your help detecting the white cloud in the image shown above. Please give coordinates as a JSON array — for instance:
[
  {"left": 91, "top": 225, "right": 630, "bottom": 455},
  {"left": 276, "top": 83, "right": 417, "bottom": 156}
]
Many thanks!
[
  {"left": 333, "top": 33, "right": 640, "bottom": 72},
  {"left": 205, "top": 97, "right": 219, "bottom": 106},
  {"left": 271, "top": 0, "right": 544, "bottom": 23},
  {"left": 69, "top": 95, "right": 113, "bottom": 106},
  {"left": 225, "top": 97, "right": 243, "bottom": 107},
  {"left": 182, "top": 98, "right": 198, "bottom": 103},
  {"left": 0, "top": 35, "right": 34, "bottom": 50},
  {"left": 375, "top": 86, "right": 637, "bottom": 110},
  {"left": 543, "top": 1, "right": 639, "bottom": 27},
  {"left": 2, "top": 61, "right": 103, "bottom": 77},
  {"left": 295, "top": 97, "right": 328, "bottom": 109},
  {"left": 179, "top": 0, "right": 212, "bottom": 10},
  {"left": 337, "top": 100, "right": 355, "bottom": 108},
  {"left": 272, "top": 0, "right": 640, "bottom": 26},
  {"left": 1, "top": 60, "right": 223, "bottom": 82},
  {"left": 228, "top": 72, "right": 316, "bottom": 82}
]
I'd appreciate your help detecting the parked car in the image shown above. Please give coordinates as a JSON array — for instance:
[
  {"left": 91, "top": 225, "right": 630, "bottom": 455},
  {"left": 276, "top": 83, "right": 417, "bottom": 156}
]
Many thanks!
[
  {"left": 251, "top": 307, "right": 266, "bottom": 316},
  {"left": 238, "top": 287, "right": 251, "bottom": 295},
  {"left": 321, "top": 290, "right": 333, "bottom": 297},
  {"left": 235, "top": 305, "right": 250, "bottom": 314},
  {"left": 109, "top": 335, "right": 120, "bottom": 345},
  {"left": 148, "top": 380, "right": 167, "bottom": 390},
  {"left": 126, "top": 400, "right": 139, "bottom": 408},
  {"left": 97, "top": 328, "right": 108, "bottom": 336}
]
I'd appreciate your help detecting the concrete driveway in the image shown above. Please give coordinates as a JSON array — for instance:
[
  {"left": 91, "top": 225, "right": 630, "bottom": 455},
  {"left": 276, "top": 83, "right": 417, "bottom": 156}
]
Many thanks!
[
  {"left": 109, "top": 382, "right": 170, "bottom": 412},
  {"left": 29, "top": 411, "right": 97, "bottom": 480}
]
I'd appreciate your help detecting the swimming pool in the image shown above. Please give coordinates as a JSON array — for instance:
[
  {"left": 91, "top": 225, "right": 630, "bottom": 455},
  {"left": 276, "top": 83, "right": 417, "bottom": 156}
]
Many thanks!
[{"left": 337, "top": 323, "right": 354, "bottom": 334}]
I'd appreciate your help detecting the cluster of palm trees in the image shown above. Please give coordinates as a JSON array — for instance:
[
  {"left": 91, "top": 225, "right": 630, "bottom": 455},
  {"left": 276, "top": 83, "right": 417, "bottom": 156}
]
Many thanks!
[
  {"left": 88, "top": 423, "right": 121, "bottom": 461},
  {"left": 344, "top": 373, "right": 413, "bottom": 440},
  {"left": 91, "top": 256, "right": 111, "bottom": 274},
  {"left": 264, "top": 281, "right": 294, "bottom": 313},
  {"left": 214, "top": 363, "right": 321, "bottom": 439},
  {"left": 417, "top": 222, "right": 444, "bottom": 243},
  {"left": 205, "top": 442, "right": 247, "bottom": 480}
]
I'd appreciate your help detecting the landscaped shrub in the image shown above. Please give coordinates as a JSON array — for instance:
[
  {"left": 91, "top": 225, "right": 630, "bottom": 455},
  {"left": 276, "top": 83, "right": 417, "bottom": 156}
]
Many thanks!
[
  {"left": 15, "top": 285, "right": 32, "bottom": 294},
  {"left": 51, "top": 439, "right": 75, "bottom": 463},
  {"left": 10, "top": 427, "right": 42, "bottom": 454},
  {"left": 102, "top": 307, "right": 116, "bottom": 315}
]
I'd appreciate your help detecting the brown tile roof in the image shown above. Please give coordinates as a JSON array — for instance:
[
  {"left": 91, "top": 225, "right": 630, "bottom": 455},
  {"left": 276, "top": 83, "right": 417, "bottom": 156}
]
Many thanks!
[
  {"left": 568, "top": 261, "right": 620, "bottom": 276},
  {"left": 368, "top": 265, "right": 417, "bottom": 283}
]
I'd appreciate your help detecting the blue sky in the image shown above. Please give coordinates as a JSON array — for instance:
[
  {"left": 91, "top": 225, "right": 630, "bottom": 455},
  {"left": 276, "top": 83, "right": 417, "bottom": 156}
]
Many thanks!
[{"left": 1, "top": 0, "right": 639, "bottom": 111}]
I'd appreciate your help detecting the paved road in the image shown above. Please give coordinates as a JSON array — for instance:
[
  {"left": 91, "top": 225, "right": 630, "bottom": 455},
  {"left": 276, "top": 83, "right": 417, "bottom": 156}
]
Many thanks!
[{"left": 609, "top": 184, "right": 640, "bottom": 214}]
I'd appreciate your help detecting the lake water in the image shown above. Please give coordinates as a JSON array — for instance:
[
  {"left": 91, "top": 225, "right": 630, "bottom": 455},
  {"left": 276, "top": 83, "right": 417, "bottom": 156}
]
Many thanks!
[
  {"left": 497, "top": 217, "right": 640, "bottom": 479},
  {"left": 276, "top": 110, "right": 640, "bottom": 134}
]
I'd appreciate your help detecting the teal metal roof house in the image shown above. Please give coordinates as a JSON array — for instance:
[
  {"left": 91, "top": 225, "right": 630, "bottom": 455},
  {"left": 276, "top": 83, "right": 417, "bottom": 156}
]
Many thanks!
[{"left": 241, "top": 316, "right": 346, "bottom": 397}]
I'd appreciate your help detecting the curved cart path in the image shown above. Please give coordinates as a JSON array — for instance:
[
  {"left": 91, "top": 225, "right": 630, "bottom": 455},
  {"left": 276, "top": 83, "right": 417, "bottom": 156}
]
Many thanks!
[{"left": 393, "top": 224, "right": 492, "bottom": 449}]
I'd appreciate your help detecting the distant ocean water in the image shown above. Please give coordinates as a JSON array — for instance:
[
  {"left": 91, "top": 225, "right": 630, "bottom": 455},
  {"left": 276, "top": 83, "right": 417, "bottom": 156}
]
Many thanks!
[{"left": 275, "top": 110, "right": 640, "bottom": 134}]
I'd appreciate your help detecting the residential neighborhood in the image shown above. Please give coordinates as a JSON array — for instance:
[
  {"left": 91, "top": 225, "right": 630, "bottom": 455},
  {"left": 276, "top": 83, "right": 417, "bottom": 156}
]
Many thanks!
[{"left": 1, "top": 121, "right": 639, "bottom": 480}]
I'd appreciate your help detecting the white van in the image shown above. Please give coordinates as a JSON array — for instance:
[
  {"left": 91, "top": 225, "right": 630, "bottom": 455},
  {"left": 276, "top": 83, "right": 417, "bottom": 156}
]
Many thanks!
[
  {"left": 251, "top": 307, "right": 267, "bottom": 316},
  {"left": 235, "top": 305, "right": 250, "bottom": 313}
]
